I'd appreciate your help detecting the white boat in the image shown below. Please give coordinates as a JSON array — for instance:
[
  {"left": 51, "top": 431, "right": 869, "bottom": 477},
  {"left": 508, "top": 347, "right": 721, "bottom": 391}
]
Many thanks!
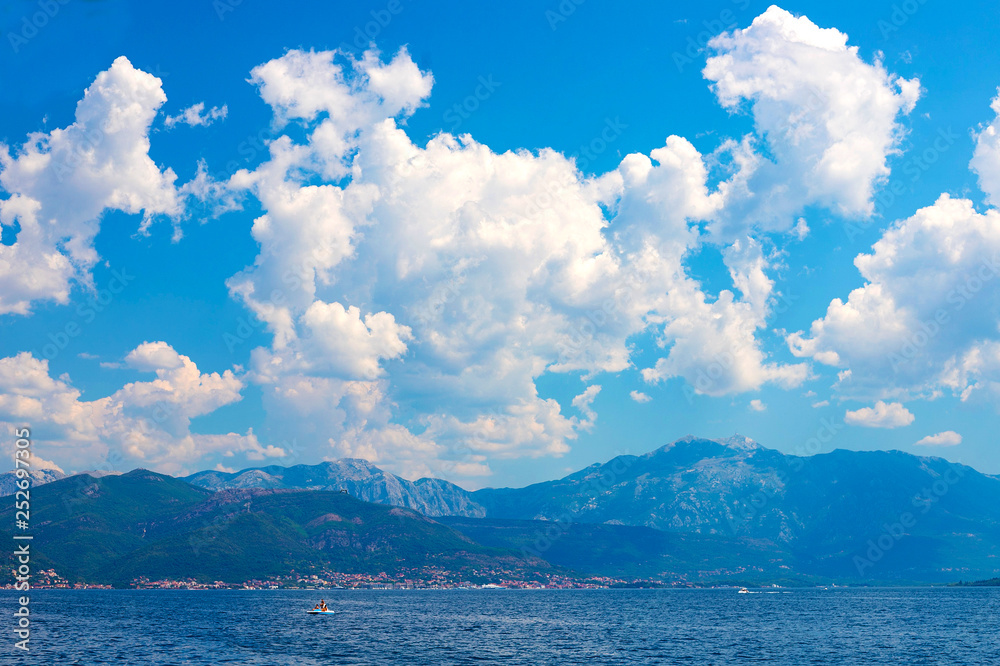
[{"left": 738, "top": 587, "right": 750, "bottom": 594}]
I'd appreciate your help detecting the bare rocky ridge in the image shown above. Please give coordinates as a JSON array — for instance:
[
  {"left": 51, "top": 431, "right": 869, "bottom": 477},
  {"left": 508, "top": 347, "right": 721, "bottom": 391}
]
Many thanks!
[
  {"left": 183, "top": 458, "right": 487, "bottom": 518},
  {"left": 0, "top": 466, "right": 66, "bottom": 496}
]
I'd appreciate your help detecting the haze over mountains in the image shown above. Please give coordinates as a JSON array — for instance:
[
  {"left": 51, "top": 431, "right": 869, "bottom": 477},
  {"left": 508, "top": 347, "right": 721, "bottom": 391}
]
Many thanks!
[{"left": 7, "top": 435, "right": 1000, "bottom": 583}]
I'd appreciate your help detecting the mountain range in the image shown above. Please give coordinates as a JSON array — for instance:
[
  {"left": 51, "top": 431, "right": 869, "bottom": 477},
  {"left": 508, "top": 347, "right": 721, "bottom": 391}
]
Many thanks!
[
  {"left": 183, "top": 458, "right": 484, "bottom": 518},
  {"left": 471, "top": 435, "right": 1000, "bottom": 581},
  {"left": 7, "top": 435, "right": 1000, "bottom": 584},
  {"left": 172, "top": 434, "right": 1000, "bottom": 582},
  {"left": 0, "top": 470, "right": 545, "bottom": 586}
]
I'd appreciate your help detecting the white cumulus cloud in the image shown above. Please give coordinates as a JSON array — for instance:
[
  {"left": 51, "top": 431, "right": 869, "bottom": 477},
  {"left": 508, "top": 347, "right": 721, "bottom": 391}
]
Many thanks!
[
  {"left": 0, "top": 56, "right": 184, "bottom": 315},
  {"left": 0, "top": 343, "right": 252, "bottom": 473},
  {"left": 704, "top": 5, "right": 920, "bottom": 235},
  {"left": 629, "top": 390, "right": 652, "bottom": 403},
  {"left": 787, "top": 194, "right": 1000, "bottom": 402},
  {"left": 914, "top": 431, "right": 962, "bottom": 447},
  {"left": 844, "top": 401, "right": 914, "bottom": 428}
]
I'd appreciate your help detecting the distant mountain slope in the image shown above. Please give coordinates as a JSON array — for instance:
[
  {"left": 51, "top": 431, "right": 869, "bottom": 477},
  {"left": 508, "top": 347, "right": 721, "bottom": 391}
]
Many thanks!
[
  {"left": 0, "top": 469, "right": 539, "bottom": 585},
  {"left": 472, "top": 436, "right": 1000, "bottom": 581},
  {"left": 183, "top": 459, "right": 485, "bottom": 518},
  {"left": 0, "top": 465, "right": 66, "bottom": 496}
]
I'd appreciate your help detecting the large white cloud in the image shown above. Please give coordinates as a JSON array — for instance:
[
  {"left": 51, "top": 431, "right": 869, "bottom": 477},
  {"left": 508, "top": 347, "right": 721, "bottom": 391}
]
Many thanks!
[
  {"left": 788, "top": 194, "right": 1000, "bottom": 402},
  {"left": 0, "top": 343, "right": 254, "bottom": 473},
  {"left": 0, "top": 56, "right": 184, "bottom": 315},
  {"left": 703, "top": 5, "right": 920, "bottom": 236}
]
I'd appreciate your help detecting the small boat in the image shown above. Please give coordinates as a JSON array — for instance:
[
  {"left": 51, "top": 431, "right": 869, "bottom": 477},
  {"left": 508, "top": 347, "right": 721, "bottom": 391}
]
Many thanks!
[
  {"left": 307, "top": 609, "right": 336, "bottom": 614},
  {"left": 738, "top": 587, "right": 750, "bottom": 594}
]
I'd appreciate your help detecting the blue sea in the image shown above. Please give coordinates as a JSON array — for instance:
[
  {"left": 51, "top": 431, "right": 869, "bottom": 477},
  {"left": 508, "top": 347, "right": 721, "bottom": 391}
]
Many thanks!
[{"left": 4, "top": 587, "right": 998, "bottom": 664}]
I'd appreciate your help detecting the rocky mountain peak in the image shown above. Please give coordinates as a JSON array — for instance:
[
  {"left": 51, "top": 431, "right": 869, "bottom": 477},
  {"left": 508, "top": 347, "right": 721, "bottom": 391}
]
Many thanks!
[{"left": 714, "top": 433, "right": 761, "bottom": 451}]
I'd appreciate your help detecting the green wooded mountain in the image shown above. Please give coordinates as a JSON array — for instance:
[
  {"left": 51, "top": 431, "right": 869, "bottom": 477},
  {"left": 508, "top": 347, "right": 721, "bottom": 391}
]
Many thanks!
[{"left": 0, "top": 470, "right": 547, "bottom": 586}]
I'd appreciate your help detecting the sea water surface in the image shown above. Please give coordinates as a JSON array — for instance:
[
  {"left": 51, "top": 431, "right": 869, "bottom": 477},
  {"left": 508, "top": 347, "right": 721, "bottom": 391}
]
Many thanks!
[{"left": 5, "top": 587, "right": 998, "bottom": 664}]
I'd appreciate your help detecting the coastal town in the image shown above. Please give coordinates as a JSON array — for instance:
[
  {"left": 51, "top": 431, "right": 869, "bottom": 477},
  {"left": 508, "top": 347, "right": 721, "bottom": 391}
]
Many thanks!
[
  {"left": 5, "top": 566, "right": 665, "bottom": 591},
  {"left": 5, "top": 569, "right": 114, "bottom": 590}
]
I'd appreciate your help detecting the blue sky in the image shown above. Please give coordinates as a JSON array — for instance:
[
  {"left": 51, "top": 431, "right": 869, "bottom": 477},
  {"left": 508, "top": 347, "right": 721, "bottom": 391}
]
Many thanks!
[{"left": 2, "top": 0, "right": 1000, "bottom": 488}]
